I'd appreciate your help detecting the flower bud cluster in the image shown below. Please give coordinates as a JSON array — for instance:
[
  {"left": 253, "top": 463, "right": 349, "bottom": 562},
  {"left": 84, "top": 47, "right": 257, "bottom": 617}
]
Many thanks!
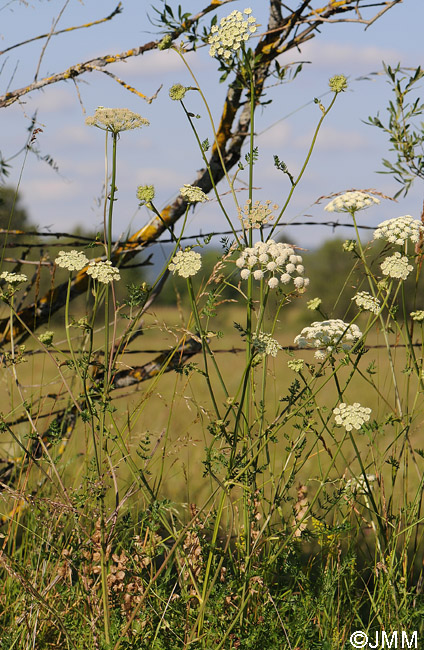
[
  {"left": 294, "top": 319, "right": 362, "bottom": 359},
  {"left": 351, "top": 291, "right": 380, "bottom": 315},
  {"left": 169, "top": 250, "right": 202, "bottom": 278},
  {"left": 329, "top": 75, "right": 348, "bottom": 93},
  {"left": 85, "top": 107, "right": 149, "bottom": 134},
  {"left": 333, "top": 403, "right": 371, "bottom": 431},
  {"left": 411, "top": 310, "right": 424, "bottom": 322},
  {"left": 39, "top": 331, "right": 54, "bottom": 346},
  {"left": 235, "top": 240, "right": 309, "bottom": 290},
  {"left": 137, "top": 185, "right": 155, "bottom": 206},
  {"left": 324, "top": 191, "right": 380, "bottom": 214},
  {"left": 287, "top": 358, "right": 304, "bottom": 372},
  {"left": 373, "top": 215, "right": 423, "bottom": 245},
  {"left": 169, "top": 84, "right": 187, "bottom": 101},
  {"left": 380, "top": 252, "right": 413, "bottom": 280},
  {"left": 342, "top": 240, "right": 356, "bottom": 252},
  {"left": 208, "top": 8, "right": 257, "bottom": 59},
  {"left": 306, "top": 297, "right": 322, "bottom": 311},
  {"left": 238, "top": 199, "right": 278, "bottom": 229}
]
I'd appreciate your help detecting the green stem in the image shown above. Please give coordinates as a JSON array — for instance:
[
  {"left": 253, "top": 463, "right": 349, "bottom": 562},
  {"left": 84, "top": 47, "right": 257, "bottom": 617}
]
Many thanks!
[
  {"left": 269, "top": 93, "right": 338, "bottom": 239},
  {"left": 187, "top": 278, "right": 221, "bottom": 418},
  {"left": 173, "top": 47, "right": 240, "bottom": 212},
  {"left": 351, "top": 211, "right": 403, "bottom": 416},
  {"left": 107, "top": 132, "right": 118, "bottom": 262},
  {"left": 180, "top": 102, "right": 240, "bottom": 242},
  {"left": 64, "top": 274, "right": 79, "bottom": 377}
]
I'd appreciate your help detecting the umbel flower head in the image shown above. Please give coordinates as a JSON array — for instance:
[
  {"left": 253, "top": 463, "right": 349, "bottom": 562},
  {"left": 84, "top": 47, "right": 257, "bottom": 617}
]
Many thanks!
[
  {"left": 373, "top": 215, "right": 423, "bottom": 245},
  {"left": 329, "top": 74, "right": 348, "bottom": 93},
  {"left": 352, "top": 291, "right": 380, "bottom": 315},
  {"left": 180, "top": 184, "right": 209, "bottom": 203},
  {"left": 208, "top": 8, "right": 258, "bottom": 59},
  {"left": 86, "top": 260, "right": 121, "bottom": 284},
  {"left": 252, "top": 332, "right": 282, "bottom": 357},
  {"left": 169, "top": 83, "right": 187, "bottom": 101},
  {"left": 85, "top": 107, "right": 149, "bottom": 134},
  {"left": 380, "top": 252, "right": 413, "bottom": 280},
  {"left": 333, "top": 402, "right": 371, "bottom": 431},
  {"left": 235, "top": 239, "right": 309, "bottom": 290},
  {"left": 411, "top": 310, "right": 424, "bottom": 322},
  {"left": 238, "top": 199, "right": 278, "bottom": 230},
  {"left": 0, "top": 271, "right": 27, "bottom": 285},
  {"left": 345, "top": 473, "right": 377, "bottom": 495},
  {"left": 169, "top": 249, "right": 202, "bottom": 278},
  {"left": 55, "top": 250, "right": 89, "bottom": 272},
  {"left": 294, "top": 319, "right": 362, "bottom": 360},
  {"left": 324, "top": 191, "right": 380, "bottom": 214},
  {"left": 137, "top": 185, "right": 155, "bottom": 206},
  {"left": 287, "top": 358, "right": 304, "bottom": 372},
  {"left": 38, "top": 330, "right": 54, "bottom": 346}
]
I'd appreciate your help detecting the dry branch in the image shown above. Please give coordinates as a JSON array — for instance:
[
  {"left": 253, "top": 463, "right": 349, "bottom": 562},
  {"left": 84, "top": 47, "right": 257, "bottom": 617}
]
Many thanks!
[{"left": 0, "top": 0, "right": 396, "bottom": 344}]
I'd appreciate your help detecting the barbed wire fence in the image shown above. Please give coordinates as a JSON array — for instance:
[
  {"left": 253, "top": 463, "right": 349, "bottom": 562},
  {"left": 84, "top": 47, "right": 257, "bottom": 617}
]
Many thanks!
[
  {"left": 0, "top": 217, "right": 419, "bottom": 467},
  {"left": 0, "top": 0, "right": 410, "bottom": 506}
]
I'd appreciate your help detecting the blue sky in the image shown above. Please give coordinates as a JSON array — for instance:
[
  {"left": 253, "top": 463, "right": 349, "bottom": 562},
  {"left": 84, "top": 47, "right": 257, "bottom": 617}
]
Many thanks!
[{"left": 0, "top": 0, "right": 423, "bottom": 251}]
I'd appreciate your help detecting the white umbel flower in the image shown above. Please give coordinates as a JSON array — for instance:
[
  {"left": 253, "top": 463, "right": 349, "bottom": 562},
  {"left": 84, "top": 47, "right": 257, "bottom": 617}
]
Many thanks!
[
  {"left": 86, "top": 260, "right": 121, "bottom": 284},
  {"left": 208, "top": 8, "right": 258, "bottom": 59},
  {"left": 352, "top": 291, "right": 380, "bottom": 315},
  {"left": 0, "top": 271, "right": 27, "bottom": 284},
  {"left": 235, "top": 239, "right": 309, "bottom": 290},
  {"left": 168, "top": 250, "right": 202, "bottom": 278},
  {"left": 55, "top": 250, "right": 89, "bottom": 272},
  {"left": 180, "top": 184, "right": 209, "bottom": 203},
  {"left": 373, "top": 215, "right": 423, "bottom": 245},
  {"left": 324, "top": 191, "right": 380, "bottom": 213},
  {"left": 380, "top": 252, "right": 413, "bottom": 280},
  {"left": 333, "top": 402, "right": 371, "bottom": 431},
  {"left": 252, "top": 332, "right": 282, "bottom": 357},
  {"left": 85, "top": 107, "right": 149, "bottom": 133},
  {"left": 294, "top": 319, "right": 362, "bottom": 359}
]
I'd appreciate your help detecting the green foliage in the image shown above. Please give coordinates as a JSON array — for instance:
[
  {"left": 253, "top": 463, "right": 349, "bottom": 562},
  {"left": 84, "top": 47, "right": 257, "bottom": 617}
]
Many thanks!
[
  {"left": 273, "top": 155, "right": 295, "bottom": 186},
  {"left": 366, "top": 63, "right": 424, "bottom": 197}
]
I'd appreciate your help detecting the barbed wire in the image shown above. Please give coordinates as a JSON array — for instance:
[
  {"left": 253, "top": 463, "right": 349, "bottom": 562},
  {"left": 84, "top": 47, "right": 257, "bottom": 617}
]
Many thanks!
[
  {"left": 0, "top": 220, "right": 374, "bottom": 251},
  {"left": 16, "top": 341, "right": 424, "bottom": 360}
]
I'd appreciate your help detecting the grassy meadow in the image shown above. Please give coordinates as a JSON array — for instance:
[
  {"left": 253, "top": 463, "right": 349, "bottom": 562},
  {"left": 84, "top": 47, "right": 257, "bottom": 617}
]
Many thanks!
[{"left": 1, "top": 4, "right": 424, "bottom": 649}]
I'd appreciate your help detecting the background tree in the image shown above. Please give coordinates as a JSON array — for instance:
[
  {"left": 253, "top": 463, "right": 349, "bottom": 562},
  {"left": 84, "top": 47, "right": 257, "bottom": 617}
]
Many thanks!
[{"left": 0, "top": 186, "right": 30, "bottom": 246}]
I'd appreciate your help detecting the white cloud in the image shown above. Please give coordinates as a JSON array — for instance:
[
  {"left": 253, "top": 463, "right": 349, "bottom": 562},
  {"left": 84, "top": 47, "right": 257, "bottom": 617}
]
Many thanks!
[
  {"left": 52, "top": 125, "right": 96, "bottom": 146},
  {"left": 294, "top": 126, "right": 369, "bottom": 151},
  {"left": 112, "top": 48, "right": 200, "bottom": 79},
  {"left": 257, "top": 122, "right": 290, "bottom": 148},
  {"left": 23, "top": 86, "right": 76, "bottom": 114},
  {"left": 280, "top": 41, "right": 401, "bottom": 73},
  {"left": 134, "top": 165, "right": 188, "bottom": 189},
  {"left": 22, "top": 176, "right": 76, "bottom": 201}
]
